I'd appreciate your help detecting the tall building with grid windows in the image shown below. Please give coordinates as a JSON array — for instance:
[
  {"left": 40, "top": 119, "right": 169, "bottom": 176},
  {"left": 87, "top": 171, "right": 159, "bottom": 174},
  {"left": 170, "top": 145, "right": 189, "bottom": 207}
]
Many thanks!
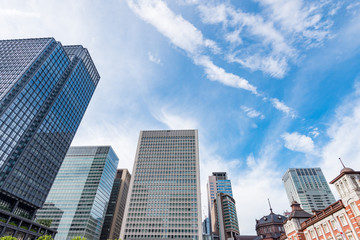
[
  {"left": 207, "top": 172, "right": 235, "bottom": 235},
  {"left": 100, "top": 169, "right": 131, "bottom": 240},
  {"left": 282, "top": 168, "right": 336, "bottom": 213},
  {"left": 36, "top": 146, "right": 118, "bottom": 240},
  {"left": 120, "top": 130, "right": 202, "bottom": 240},
  {"left": 0, "top": 38, "right": 99, "bottom": 239}
]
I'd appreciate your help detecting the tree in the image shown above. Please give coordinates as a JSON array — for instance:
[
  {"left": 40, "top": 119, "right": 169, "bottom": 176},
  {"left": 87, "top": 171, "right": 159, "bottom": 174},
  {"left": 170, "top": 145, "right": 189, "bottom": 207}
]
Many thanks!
[
  {"left": 0, "top": 236, "right": 17, "bottom": 240},
  {"left": 71, "top": 237, "right": 86, "bottom": 240},
  {"left": 37, "top": 235, "right": 53, "bottom": 240},
  {"left": 36, "top": 219, "right": 52, "bottom": 228}
]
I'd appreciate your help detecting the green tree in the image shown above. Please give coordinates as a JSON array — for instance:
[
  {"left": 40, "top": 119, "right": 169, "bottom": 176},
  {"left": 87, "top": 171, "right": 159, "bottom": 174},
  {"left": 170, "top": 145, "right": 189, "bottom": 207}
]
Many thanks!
[
  {"left": 0, "top": 236, "right": 18, "bottom": 240},
  {"left": 36, "top": 219, "right": 52, "bottom": 227},
  {"left": 71, "top": 237, "right": 86, "bottom": 240},
  {"left": 37, "top": 235, "right": 53, "bottom": 240}
]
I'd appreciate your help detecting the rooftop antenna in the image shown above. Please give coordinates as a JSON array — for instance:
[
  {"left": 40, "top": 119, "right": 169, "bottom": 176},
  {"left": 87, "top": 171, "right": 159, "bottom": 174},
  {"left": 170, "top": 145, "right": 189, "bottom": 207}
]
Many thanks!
[
  {"left": 339, "top": 157, "right": 346, "bottom": 168},
  {"left": 268, "top": 198, "right": 273, "bottom": 213}
]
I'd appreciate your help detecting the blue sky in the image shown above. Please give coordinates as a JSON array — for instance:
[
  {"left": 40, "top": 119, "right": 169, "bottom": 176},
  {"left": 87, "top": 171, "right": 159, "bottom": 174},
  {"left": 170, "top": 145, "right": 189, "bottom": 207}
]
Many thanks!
[{"left": 1, "top": 0, "right": 360, "bottom": 234}]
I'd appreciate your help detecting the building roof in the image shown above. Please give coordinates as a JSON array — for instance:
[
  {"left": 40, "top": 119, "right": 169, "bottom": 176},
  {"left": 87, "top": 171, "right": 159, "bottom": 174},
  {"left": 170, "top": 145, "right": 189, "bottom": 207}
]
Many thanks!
[
  {"left": 283, "top": 201, "right": 312, "bottom": 224},
  {"left": 256, "top": 211, "right": 287, "bottom": 226},
  {"left": 300, "top": 200, "right": 345, "bottom": 230}
]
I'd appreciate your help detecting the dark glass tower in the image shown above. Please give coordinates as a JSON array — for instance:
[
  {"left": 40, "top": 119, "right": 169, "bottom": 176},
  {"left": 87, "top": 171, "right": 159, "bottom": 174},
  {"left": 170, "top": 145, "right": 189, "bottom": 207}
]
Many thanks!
[
  {"left": 0, "top": 38, "right": 99, "bottom": 238},
  {"left": 100, "top": 169, "right": 131, "bottom": 240}
]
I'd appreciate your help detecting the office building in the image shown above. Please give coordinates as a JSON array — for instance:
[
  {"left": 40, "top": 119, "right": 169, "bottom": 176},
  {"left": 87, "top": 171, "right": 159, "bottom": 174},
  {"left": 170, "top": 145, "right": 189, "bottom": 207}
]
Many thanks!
[
  {"left": 282, "top": 168, "right": 336, "bottom": 213},
  {"left": 36, "top": 146, "right": 118, "bottom": 240},
  {"left": 207, "top": 172, "right": 234, "bottom": 235},
  {"left": 211, "top": 193, "right": 240, "bottom": 240},
  {"left": 283, "top": 165, "right": 360, "bottom": 240},
  {"left": 0, "top": 38, "right": 99, "bottom": 238},
  {"left": 120, "top": 130, "right": 202, "bottom": 240},
  {"left": 100, "top": 169, "right": 131, "bottom": 240}
]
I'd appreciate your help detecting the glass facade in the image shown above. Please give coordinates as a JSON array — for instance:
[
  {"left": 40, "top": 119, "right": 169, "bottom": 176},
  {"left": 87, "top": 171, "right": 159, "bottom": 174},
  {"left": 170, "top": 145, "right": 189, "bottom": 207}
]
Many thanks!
[
  {"left": 36, "top": 146, "right": 119, "bottom": 240},
  {"left": 120, "top": 130, "right": 202, "bottom": 240},
  {"left": 282, "top": 168, "right": 336, "bottom": 213},
  {"left": 0, "top": 38, "right": 99, "bottom": 238}
]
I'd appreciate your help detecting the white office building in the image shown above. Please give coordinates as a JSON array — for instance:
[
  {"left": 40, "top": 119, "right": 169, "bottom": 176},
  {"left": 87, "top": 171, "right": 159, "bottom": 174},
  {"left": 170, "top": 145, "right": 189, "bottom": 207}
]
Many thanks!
[
  {"left": 282, "top": 168, "right": 336, "bottom": 213},
  {"left": 120, "top": 130, "right": 202, "bottom": 240}
]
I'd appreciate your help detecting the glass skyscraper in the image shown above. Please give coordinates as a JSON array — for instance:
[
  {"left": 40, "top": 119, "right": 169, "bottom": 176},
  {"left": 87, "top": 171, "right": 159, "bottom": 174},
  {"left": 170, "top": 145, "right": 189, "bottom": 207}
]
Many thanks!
[
  {"left": 120, "top": 130, "right": 202, "bottom": 240},
  {"left": 282, "top": 168, "right": 336, "bottom": 213},
  {"left": 36, "top": 146, "right": 118, "bottom": 240},
  {"left": 0, "top": 38, "right": 99, "bottom": 239}
]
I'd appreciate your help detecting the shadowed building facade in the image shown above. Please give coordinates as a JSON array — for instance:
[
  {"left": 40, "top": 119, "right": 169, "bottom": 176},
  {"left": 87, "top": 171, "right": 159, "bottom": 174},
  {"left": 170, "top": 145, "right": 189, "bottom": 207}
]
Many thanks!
[
  {"left": 36, "top": 146, "right": 118, "bottom": 240},
  {"left": 0, "top": 38, "right": 99, "bottom": 239},
  {"left": 100, "top": 169, "right": 131, "bottom": 240},
  {"left": 120, "top": 130, "right": 202, "bottom": 240}
]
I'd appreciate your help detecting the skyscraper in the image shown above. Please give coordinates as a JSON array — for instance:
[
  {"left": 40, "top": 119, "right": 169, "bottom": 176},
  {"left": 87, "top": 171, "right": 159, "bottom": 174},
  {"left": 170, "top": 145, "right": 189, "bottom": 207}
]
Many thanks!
[
  {"left": 207, "top": 172, "right": 234, "bottom": 235},
  {"left": 120, "top": 130, "right": 202, "bottom": 240},
  {"left": 282, "top": 168, "right": 336, "bottom": 213},
  {"left": 100, "top": 169, "right": 131, "bottom": 240},
  {"left": 0, "top": 38, "right": 99, "bottom": 238},
  {"left": 211, "top": 193, "right": 240, "bottom": 239},
  {"left": 36, "top": 146, "right": 118, "bottom": 240}
]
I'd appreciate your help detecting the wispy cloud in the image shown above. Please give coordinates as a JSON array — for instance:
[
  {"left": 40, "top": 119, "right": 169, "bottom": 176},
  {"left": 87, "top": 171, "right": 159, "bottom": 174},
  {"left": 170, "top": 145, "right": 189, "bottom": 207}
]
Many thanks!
[
  {"left": 194, "top": 55, "right": 258, "bottom": 94},
  {"left": 270, "top": 98, "right": 296, "bottom": 118},
  {"left": 148, "top": 52, "right": 161, "bottom": 64},
  {"left": 241, "top": 106, "right": 265, "bottom": 119},
  {"left": 153, "top": 108, "right": 198, "bottom": 130},
  {"left": 127, "top": 0, "right": 218, "bottom": 55},
  {"left": 127, "top": 0, "right": 293, "bottom": 115},
  {"left": 281, "top": 132, "right": 315, "bottom": 154}
]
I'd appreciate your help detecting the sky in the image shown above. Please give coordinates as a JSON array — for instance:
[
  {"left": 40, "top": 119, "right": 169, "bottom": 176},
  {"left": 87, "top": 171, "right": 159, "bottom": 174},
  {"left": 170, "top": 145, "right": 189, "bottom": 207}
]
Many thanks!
[{"left": 1, "top": 0, "right": 360, "bottom": 235}]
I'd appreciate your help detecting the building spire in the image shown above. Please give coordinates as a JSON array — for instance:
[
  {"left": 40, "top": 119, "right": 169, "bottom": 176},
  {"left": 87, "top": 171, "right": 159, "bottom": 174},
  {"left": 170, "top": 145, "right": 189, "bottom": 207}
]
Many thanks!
[
  {"left": 339, "top": 157, "right": 346, "bottom": 168},
  {"left": 268, "top": 198, "right": 273, "bottom": 213}
]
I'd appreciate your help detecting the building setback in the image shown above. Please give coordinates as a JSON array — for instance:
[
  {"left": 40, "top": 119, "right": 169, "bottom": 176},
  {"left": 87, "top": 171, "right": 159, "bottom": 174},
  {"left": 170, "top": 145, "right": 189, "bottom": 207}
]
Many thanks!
[
  {"left": 100, "top": 169, "right": 131, "bottom": 240},
  {"left": 120, "top": 130, "right": 202, "bottom": 240},
  {"left": 0, "top": 38, "right": 99, "bottom": 239},
  {"left": 282, "top": 168, "right": 336, "bottom": 213},
  {"left": 36, "top": 146, "right": 118, "bottom": 240},
  {"left": 283, "top": 166, "right": 360, "bottom": 240}
]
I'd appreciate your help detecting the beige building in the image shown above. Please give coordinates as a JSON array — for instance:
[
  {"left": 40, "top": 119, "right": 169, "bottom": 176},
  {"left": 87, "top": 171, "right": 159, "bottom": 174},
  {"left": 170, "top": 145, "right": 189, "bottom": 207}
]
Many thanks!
[{"left": 120, "top": 130, "right": 202, "bottom": 240}]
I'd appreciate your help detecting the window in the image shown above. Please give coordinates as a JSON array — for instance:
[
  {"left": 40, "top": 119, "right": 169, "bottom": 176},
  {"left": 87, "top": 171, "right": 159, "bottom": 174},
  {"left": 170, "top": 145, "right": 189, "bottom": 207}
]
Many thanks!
[
  {"left": 350, "top": 202, "right": 360, "bottom": 216},
  {"left": 330, "top": 220, "right": 336, "bottom": 230},
  {"left": 323, "top": 223, "right": 329, "bottom": 233},
  {"left": 347, "top": 234, "right": 354, "bottom": 240},
  {"left": 310, "top": 230, "right": 315, "bottom": 238},
  {"left": 339, "top": 215, "right": 347, "bottom": 226},
  {"left": 316, "top": 227, "right": 322, "bottom": 235}
]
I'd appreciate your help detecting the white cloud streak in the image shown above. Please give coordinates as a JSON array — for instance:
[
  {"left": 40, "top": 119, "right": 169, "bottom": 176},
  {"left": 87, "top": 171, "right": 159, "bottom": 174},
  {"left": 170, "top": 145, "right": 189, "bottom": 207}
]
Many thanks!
[
  {"left": 270, "top": 98, "right": 295, "bottom": 117},
  {"left": 281, "top": 132, "right": 315, "bottom": 154},
  {"left": 241, "top": 106, "right": 265, "bottom": 119},
  {"left": 148, "top": 52, "right": 161, "bottom": 64},
  {"left": 127, "top": 0, "right": 293, "bottom": 115}
]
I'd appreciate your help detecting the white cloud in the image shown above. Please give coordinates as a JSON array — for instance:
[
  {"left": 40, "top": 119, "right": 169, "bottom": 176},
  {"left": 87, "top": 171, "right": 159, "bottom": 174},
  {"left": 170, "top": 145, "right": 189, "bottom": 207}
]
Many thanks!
[
  {"left": 194, "top": 56, "right": 258, "bottom": 94},
  {"left": 127, "top": 0, "right": 218, "bottom": 55},
  {"left": 148, "top": 52, "right": 161, "bottom": 64},
  {"left": 241, "top": 106, "right": 265, "bottom": 119},
  {"left": 320, "top": 86, "right": 360, "bottom": 185},
  {"left": 232, "top": 146, "right": 289, "bottom": 234},
  {"left": 309, "top": 127, "right": 320, "bottom": 138},
  {"left": 270, "top": 98, "right": 295, "bottom": 117},
  {"left": 281, "top": 132, "right": 315, "bottom": 154},
  {"left": 153, "top": 108, "right": 198, "bottom": 130}
]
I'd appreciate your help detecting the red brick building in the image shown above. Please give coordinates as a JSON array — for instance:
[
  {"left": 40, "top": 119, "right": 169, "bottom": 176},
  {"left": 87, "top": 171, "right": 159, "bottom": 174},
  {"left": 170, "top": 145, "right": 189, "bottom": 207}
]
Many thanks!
[{"left": 283, "top": 167, "right": 360, "bottom": 240}]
